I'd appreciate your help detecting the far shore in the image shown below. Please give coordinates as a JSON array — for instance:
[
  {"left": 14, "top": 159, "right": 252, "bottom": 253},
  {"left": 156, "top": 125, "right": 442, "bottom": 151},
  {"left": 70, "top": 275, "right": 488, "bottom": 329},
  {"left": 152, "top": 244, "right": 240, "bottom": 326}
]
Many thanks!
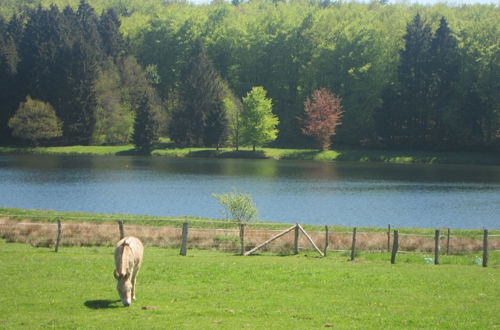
[{"left": 1, "top": 144, "right": 499, "bottom": 166}]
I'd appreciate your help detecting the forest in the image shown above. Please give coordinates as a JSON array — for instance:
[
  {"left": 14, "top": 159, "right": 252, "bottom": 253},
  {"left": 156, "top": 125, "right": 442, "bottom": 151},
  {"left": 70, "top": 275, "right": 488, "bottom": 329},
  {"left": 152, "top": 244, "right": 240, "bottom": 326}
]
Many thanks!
[{"left": 0, "top": 0, "right": 498, "bottom": 151}]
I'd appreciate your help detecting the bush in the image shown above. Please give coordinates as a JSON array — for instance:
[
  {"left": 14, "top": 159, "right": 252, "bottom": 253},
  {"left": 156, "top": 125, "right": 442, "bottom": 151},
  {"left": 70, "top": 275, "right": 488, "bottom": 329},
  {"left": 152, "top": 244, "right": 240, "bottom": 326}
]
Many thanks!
[
  {"left": 212, "top": 190, "right": 259, "bottom": 223},
  {"left": 8, "top": 96, "right": 62, "bottom": 146}
]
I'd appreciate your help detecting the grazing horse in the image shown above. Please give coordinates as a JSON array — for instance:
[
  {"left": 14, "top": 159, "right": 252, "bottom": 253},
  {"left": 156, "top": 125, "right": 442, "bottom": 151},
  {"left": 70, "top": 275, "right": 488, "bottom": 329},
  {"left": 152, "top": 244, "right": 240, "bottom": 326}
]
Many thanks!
[{"left": 114, "top": 236, "right": 144, "bottom": 306}]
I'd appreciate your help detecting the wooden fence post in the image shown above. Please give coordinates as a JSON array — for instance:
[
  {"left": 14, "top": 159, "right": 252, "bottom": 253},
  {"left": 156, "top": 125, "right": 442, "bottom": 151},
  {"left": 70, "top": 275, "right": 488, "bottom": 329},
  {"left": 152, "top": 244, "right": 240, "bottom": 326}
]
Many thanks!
[
  {"left": 324, "top": 225, "right": 329, "bottom": 256},
  {"left": 387, "top": 224, "right": 391, "bottom": 252},
  {"left": 294, "top": 224, "right": 299, "bottom": 255},
  {"left": 391, "top": 230, "right": 399, "bottom": 264},
  {"left": 483, "top": 229, "right": 488, "bottom": 268},
  {"left": 239, "top": 223, "right": 245, "bottom": 255},
  {"left": 180, "top": 222, "right": 188, "bottom": 256},
  {"left": 55, "top": 219, "right": 62, "bottom": 253},
  {"left": 350, "top": 227, "right": 357, "bottom": 261},
  {"left": 446, "top": 228, "right": 450, "bottom": 255},
  {"left": 118, "top": 221, "right": 124, "bottom": 240},
  {"left": 434, "top": 229, "right": 440, "bottom": 265}
]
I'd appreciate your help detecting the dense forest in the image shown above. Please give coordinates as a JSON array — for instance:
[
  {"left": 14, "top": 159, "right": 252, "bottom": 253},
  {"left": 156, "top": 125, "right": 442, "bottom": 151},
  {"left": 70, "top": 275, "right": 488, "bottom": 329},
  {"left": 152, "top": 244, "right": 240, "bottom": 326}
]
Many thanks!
[{"left": 0, "top": 0, "right": 498, "bottom": 151}]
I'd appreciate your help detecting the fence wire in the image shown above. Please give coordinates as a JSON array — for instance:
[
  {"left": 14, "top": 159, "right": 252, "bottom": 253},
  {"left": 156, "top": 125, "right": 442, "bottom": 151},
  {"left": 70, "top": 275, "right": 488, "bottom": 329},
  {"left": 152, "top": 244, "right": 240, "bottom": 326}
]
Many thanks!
[{"left": 0, "top": 219, "right": 498, "bottom": 255}]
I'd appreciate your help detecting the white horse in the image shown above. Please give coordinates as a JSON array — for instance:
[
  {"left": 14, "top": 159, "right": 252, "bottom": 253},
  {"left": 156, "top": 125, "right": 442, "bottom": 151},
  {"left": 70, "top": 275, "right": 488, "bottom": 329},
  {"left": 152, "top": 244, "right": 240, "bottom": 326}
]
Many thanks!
[{"left": 114, "top": 236, "right": 144, "bottom": 306}]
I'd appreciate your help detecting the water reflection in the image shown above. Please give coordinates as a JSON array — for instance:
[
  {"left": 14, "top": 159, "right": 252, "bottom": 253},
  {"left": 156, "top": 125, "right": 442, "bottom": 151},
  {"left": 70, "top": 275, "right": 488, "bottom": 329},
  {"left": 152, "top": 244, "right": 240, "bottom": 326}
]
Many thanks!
[{"left": 0, "top": 155, "right": 499, "bottom": 229}]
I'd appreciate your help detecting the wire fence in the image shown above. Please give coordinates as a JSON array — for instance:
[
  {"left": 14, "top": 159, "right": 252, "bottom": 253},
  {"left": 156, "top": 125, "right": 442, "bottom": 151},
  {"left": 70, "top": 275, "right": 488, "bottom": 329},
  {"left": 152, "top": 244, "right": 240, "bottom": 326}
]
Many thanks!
[{"left": 1, "top": 219, "right": 498, "bottom": 262}]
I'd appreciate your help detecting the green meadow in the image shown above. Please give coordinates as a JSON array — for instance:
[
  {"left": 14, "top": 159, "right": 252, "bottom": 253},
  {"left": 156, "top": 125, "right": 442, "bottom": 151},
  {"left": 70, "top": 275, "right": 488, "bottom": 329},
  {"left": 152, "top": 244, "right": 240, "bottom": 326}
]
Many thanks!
[
  {"left": 1, "top": 144, "right": 499, "bottom": 166},
  {"left": 0, "top": 240, "right": 498, "bottom": 329}
]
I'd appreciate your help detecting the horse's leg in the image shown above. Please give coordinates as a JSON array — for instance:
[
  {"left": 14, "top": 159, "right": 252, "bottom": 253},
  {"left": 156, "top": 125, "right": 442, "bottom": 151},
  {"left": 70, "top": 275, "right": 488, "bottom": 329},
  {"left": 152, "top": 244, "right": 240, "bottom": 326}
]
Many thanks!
[{"left": 131, "top": 268, "right": 138, "bottom": 301}]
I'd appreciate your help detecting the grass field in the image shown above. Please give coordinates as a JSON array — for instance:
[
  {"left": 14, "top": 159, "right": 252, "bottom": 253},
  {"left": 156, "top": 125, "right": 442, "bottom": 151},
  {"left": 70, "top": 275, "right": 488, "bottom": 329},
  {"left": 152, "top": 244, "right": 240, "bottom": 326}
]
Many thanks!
[
  {"left": 0, "top": 239, "right": 498, "bottom": 329},
  {"left": 1, "top": 144, "right": 499, "bottom": 166}
]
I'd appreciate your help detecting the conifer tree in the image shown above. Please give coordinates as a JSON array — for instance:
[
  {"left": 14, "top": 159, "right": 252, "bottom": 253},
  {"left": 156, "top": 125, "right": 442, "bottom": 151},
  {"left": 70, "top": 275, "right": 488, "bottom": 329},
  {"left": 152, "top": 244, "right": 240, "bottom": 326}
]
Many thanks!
[
  {"left": 133, "top": 88, "right": 161, "bottom": 153},
  {"left": 76, "top": 0, "right": 102, "bottom": 61},
  {"left": 0, "top": 17, "right": 20, "bottom": 143},
  {"left": 429, "top": 16, "right": 461, "bottom": 145},
  {"left": 99, "top": 8, "right": 125, "bottom": 59},
  {"left": 17, "top": 5, "right": 65, "bottom": 103},
  {"left": 60, "top": 39, "right": 98, "bottom": 145},
  {"left": 397, "top": 13, "right": 433, "bottom": 146},
  {"left": 169, "top": 39, "right": 228, "bottom": 147}
]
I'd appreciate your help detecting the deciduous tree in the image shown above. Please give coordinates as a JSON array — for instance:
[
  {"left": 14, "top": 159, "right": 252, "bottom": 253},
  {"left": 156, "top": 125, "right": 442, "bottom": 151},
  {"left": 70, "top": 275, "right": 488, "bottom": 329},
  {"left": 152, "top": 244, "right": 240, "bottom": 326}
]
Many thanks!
[
  {"left": 302, "top": 88, "right": 343, "bottom": 151},
  {"left": 239, "top": 86, "right": 279, "bottom": 151},
  {"left": 212, "top": 190, "right": 259, "bottom": 223}
]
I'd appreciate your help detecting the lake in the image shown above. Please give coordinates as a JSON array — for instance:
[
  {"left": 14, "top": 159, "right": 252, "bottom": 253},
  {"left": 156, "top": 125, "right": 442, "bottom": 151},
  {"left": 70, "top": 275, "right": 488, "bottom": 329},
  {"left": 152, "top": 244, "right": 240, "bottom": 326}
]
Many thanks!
[{"left": 0, "top": 154, "right": 499, "bottom": 229}]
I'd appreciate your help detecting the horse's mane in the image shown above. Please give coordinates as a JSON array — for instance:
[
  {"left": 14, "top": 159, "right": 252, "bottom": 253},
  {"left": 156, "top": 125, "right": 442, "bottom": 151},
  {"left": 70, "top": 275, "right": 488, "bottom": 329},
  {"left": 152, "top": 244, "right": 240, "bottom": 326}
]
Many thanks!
[{"left": 118, "top": 242, "right": 132, "bottom": 277}]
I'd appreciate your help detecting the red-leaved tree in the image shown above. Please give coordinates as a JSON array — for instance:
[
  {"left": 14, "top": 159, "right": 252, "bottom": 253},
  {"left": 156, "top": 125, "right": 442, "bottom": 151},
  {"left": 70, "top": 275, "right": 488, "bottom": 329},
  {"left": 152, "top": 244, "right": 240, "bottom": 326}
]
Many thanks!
[{"left": 302, "top": 88, "right": 343, "bottom": 151}]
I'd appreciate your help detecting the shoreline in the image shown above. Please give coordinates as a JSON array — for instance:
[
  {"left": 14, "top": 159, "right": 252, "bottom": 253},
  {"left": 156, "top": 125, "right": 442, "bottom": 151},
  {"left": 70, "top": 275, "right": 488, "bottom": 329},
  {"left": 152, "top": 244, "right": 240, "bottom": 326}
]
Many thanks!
[
  {"left": 1, "top": 207, "right": 498, "bottom": 234},
  {"left": 1, "top": 145, "right": 499, "bottom": 166}
]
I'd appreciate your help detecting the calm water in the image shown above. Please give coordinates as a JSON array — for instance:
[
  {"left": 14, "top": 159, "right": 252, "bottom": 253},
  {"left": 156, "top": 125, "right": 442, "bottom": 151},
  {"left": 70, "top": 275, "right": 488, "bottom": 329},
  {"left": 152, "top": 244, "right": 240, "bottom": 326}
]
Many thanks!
[{"left": 0, "top": 155, "right": 499, "bottom": 229}]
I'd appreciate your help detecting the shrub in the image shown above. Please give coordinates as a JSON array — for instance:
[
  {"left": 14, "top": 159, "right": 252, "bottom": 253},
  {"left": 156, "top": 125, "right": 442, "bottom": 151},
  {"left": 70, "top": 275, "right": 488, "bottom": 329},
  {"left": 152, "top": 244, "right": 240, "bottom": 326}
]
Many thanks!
[
  {"left": 8, "top": 96, "right": 63, "bottom": 146},
  {"left": 212, "top": 190, "right": 259, "bottom": 223}
]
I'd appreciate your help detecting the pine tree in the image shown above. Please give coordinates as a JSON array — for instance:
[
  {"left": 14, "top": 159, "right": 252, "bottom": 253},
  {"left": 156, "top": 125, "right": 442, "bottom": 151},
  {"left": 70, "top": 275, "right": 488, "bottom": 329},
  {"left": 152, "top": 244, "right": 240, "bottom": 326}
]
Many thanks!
[
  {"left": 374, "top": 86, "right": 402, "bottom": 146},
  {"left": 462, "top": 89, "right": 486, "bottom": 145},
  {"left": 76, "top": 0, "right": 103, "bottom": 61},
  {"left": 99, "top": 8, "right": 125, "bottom": 59},
  {"left": 17, "top": 6, "right": 65, "bottom": 103},
  {"left": 59, "top": 39, "right": 98, "bottom": 145},
  {"left": 0, "top": 17, "right": 20, "bottom": 143},
  {"left": 397, "top": 13, "right": 433, "bottom": 146},
  {"left": 133, "top": 88, "right": 161, "bottom": 153},
  {"left": 429, "top": 16, "right": 461, "bottom": 146},
  {"left": 169, "top": 39, "right": 228, "bottom": 147}
]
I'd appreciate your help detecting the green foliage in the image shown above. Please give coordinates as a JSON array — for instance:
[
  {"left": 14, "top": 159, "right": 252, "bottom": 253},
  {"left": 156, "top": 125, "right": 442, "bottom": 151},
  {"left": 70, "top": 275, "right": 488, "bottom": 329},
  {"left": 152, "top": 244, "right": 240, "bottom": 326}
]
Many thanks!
[
  {"left": 133, "top": 88, "right": 161, "bottom": 153},
  {"left": 92, "top": 62, "right": 134, "bottom": 145},
  {"left": 223, "top": 95, "right": 241, "bottom": 150},
  {"left": 169, "top": 39, "right": 228, "bottom": 148},
  {"left": 429, "top": 16, "right": 461, "bottom": 146},
  {"left": 1, "top": 1, "right": 160, "bottom": 148},
  {"left": 61, "top": 39, "right": 99, "bottom": 145},
  {"left": 98, "top": 8, "right": 124, "bottom": 58},
  {"left": 0, "top": 1, "right": 499, "bottom": 150},
  {"left": 8, "top": 96, "right": 62, "bottom": 145},
  {"left": 239, "top": 86, "right": 279, "bottom": 151},
  {"left": 0, "top": 16, "right": 20, "bottom": 142},
  {"left": 212, "top": 190, "right": 259, "bottom": 223},
  {"left": 398, "top": 13, "right": 434, "bottom": 145}
]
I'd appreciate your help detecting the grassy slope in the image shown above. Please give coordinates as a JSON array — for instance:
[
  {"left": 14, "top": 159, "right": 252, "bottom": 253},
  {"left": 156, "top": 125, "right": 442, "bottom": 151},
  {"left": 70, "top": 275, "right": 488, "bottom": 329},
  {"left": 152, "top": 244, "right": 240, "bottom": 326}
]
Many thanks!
[
  {"left": 0, "top": 240, "right": 498, "bottom": 329},
  {"left": 1, "top": 144, "right": 499, "bottom": 165}
]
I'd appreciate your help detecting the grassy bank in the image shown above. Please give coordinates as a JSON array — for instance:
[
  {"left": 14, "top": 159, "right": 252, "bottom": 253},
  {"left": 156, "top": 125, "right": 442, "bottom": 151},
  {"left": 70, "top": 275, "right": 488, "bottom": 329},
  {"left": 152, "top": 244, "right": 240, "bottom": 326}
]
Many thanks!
[
  {"left": 1, "top": 208, "right": 498, "bottom": 257},
  {"left": 0, "top": 240, "right": 498, "bottom": 329},
  {"left": 2, "top": 207, "right": 497, "bottom": 236},
  {"left": 1, "top": 144, "right": 499, "bottom": 166}
]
